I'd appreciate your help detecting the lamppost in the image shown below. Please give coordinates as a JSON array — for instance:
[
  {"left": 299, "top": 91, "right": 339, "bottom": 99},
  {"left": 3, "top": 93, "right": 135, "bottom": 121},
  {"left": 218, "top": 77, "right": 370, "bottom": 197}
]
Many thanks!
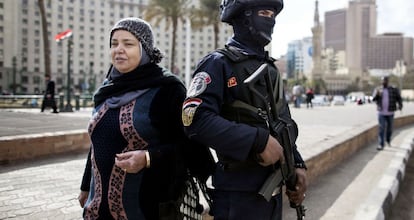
[
  {"left": 12, "top": 56, "right": 17, "bottom": 94},
  {"left": 55, "top": 29, "right": 73, "bottom": 112},
  {"left": 397, "top": 60, "right": 405, "bottom": 90}
]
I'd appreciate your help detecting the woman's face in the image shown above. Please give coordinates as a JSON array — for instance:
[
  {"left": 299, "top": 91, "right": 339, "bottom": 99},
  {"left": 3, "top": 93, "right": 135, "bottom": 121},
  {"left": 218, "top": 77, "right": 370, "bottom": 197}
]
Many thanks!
[{"left": 110, "top": 30, "right": 142, "bottom": 74}]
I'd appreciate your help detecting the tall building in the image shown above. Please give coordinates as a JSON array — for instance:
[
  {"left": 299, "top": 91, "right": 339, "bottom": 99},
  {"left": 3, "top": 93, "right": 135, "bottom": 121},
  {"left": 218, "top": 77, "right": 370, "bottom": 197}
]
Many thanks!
[
  {"left": 346, "top": 0, "right": 377, "bottom": 74},
  {"left": 324, "top": 0, "right": 413, "bottom": 75},
  {"left": 286, "top": 38, "right": 313, "bottom": 80},
  {"left": 325, "top": 9, "right": 346, "bottom": 51},
  {"left": 367, "top": 33, "right": 414, "bottom": 69},
  {"left": 0, "top": 0, "right": 231, "bottom": 94}
]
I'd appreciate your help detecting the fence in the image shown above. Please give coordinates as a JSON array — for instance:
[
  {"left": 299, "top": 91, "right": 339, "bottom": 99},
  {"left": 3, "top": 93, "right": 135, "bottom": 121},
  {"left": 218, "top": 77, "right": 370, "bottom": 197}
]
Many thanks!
[{"left": 0, "top": 94, "right": 93, "bottom": 110}]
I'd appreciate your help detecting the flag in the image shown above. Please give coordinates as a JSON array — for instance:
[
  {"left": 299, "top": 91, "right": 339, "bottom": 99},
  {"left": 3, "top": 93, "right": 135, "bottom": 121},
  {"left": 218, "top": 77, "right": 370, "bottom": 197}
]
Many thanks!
[{"left": 54, "top": 29, "right": 73, "bottom": 42}]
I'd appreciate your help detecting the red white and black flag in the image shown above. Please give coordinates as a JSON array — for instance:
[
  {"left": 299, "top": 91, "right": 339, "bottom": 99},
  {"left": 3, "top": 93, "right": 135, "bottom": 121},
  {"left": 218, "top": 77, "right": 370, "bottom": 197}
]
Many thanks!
[{"left": 54, "top": 29, "right": 72, "bottom": 42}]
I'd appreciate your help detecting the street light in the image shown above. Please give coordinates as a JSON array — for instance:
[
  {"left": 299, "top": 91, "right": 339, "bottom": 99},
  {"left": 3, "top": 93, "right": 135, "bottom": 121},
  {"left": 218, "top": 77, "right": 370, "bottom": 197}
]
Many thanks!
[
  {"left": 397, "top": 60, "right": 406, "bottom": 91},
  {"left": 55, "top": 29, "right": 73, "bottom": 112}
]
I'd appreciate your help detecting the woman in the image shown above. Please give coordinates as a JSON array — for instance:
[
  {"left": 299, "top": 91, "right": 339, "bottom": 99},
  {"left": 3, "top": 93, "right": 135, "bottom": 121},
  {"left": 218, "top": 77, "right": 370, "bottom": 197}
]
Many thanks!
[{"left": 78, "top": 17, "right": 188, "bottom": 220}]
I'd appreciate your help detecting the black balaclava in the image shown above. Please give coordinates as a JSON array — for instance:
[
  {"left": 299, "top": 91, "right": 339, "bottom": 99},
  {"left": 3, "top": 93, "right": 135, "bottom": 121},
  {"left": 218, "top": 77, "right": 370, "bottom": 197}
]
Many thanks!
[{"left": 232, "top": 6, "right": 276, "bottom": 49}]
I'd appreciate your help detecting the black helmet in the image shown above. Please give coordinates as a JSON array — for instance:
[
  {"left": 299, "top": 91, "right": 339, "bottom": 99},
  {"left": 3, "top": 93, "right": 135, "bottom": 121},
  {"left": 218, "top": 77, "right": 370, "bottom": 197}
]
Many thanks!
[{"left": 220, "top": 0, "right": 284, "bottom": 24}]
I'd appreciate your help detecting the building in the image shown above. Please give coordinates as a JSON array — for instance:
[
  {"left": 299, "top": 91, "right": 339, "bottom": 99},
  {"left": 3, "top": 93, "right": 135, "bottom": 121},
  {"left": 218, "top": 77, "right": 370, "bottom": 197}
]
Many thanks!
[
  {"left": 286, "top": 38, "right": 313, "bottom": 80},
  {"left": 324, "top": 9, "right": 346, "bottom": 52},
  {"left": 345, "top": 0, "right": 377, "bottom": 74},
  {"left": 325, "top": 0, "right": 413, "bottom": 75},
  {"left": 0, "top": 0, "right": 232, "bottom": 94},
  {"left": 367, "top": 33, "right": 413, "bottom": 69}
]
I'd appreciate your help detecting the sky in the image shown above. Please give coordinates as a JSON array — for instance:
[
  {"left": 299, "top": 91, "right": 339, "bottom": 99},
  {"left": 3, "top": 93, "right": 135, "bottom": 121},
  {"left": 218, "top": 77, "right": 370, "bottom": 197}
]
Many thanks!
[{"left": 271, "top": 0, "right": 414, "bottom": 58}]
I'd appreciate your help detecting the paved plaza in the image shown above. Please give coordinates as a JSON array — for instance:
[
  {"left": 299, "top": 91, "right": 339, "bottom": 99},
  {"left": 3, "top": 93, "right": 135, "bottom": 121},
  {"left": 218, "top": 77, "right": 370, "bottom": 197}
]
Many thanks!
[{"left": 0, "top": 102, "right": 413, "bottom": 219}]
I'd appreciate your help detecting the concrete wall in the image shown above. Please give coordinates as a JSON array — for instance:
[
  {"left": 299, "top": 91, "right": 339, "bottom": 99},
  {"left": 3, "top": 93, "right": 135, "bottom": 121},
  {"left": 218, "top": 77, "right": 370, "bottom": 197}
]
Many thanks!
[{"left": 0, "top": 129, "right": 89, "bottom": 165}]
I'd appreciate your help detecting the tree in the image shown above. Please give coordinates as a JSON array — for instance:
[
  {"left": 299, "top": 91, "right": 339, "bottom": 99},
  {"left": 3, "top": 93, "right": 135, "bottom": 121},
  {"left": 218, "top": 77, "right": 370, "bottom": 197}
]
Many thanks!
[
  {"left": 190, "top": 0, "right": 221, "bottom": 49},
  {"left": 37, "top": 0, "right": 52, "bottom": 78},
  {"left": 144, "top": 0, "right": 191, "bottom": 71}
]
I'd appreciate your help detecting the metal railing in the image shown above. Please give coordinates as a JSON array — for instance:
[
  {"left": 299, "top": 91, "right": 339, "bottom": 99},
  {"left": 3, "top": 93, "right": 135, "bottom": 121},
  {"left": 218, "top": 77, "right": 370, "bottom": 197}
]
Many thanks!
[{"left": 0, "top": 94, "right": 93, "bottom": 110}]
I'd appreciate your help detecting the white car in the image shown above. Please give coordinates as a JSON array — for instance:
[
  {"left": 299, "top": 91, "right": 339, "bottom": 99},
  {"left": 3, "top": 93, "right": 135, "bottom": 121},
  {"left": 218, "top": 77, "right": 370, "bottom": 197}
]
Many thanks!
[
  {"left": 331, "top": 95, "right": 345, "bottom": 106},
  {"left": 312, "top": 95, "right": 330, "bottom": 106}
]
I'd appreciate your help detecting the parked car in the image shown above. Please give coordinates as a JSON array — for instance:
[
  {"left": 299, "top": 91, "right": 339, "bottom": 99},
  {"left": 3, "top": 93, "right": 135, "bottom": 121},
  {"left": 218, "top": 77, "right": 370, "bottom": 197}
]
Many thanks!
[
  {"left": 312, "top": 95, "right": 330, "bottom": 106},
  {"left": 331, "top": 95, "right": 345, "bottom": 106}
]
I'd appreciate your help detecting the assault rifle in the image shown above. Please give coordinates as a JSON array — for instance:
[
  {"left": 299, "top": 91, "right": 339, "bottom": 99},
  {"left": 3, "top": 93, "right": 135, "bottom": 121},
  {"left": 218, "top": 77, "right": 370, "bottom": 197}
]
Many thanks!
[{"left": 244, "top": 63, "right": 306, "bottom": 220}]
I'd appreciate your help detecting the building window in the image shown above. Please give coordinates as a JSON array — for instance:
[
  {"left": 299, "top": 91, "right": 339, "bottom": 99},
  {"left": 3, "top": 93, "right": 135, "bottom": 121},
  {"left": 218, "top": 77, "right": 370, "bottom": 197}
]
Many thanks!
[
  {"left": 21, "top": 75, "right": 28, "bottom": 83},
  {"left": 33, "top": 76, "right": 41, "bottom": 84}
]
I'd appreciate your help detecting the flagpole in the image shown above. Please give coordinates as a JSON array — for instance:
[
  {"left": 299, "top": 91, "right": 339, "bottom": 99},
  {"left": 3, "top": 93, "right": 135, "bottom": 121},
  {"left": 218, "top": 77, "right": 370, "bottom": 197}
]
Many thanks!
[
  {"left": 55, "top": 29, "right": 73, "bottom": 112},
  {"left": 63, "top": 37, "right": 73, "bottom": 112}
]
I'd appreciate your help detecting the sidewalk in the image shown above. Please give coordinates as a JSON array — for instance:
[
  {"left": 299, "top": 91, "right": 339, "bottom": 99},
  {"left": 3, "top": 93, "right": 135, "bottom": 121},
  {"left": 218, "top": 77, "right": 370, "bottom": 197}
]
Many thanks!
[
  {"left": 0, "top": 108, "right": 92, "bottom": 137},
  {"left": 282, "top": 125, "right": 414, "bottom": 220},
  {"left": 0, "top": 103, "right": 413, "bottom": 219}
]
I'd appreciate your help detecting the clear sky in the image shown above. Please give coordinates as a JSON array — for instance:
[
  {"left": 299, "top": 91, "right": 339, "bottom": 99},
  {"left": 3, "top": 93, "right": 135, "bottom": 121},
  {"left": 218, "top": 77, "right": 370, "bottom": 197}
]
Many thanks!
[{"left": 271, "top": 0, "right": 414, "bottom": 58}]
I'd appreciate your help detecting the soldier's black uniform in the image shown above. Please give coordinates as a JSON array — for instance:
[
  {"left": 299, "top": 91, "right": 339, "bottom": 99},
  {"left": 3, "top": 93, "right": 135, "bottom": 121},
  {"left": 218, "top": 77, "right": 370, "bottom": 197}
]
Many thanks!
[{"left": 182, "top": 1, "right": 306, "bottom": 219}]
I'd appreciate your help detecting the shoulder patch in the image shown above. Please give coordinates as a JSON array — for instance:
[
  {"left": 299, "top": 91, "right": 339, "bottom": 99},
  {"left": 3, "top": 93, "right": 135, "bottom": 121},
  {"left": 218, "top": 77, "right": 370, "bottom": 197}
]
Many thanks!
[
  {"left": 187, "top": 72, "right": 211, "bottom": 98},
  {"left": 182, "top": 98, "right": 203, "bottom": 126}
]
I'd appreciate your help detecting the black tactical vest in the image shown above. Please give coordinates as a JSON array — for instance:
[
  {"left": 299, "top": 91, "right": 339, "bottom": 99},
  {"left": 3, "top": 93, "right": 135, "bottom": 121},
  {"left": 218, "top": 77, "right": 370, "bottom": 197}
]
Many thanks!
[{"left": 217, "top": 45, "right": 285, "bottom": 129}]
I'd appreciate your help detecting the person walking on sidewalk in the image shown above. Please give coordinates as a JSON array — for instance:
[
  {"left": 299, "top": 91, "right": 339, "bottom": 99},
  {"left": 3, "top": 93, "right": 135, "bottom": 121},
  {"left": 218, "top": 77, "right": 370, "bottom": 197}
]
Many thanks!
[
  {"left": 372, "top": 76, "right": 403, "bottom": 150},
  {"left": 181, "top": 0, "right": 307, "bottom": 219},
  {"left": 40, "top": 74, "right": 58, "bottom": 113},
  {"left": 305, "top": 88, "right": 314, "bottom": 108},
  {"left": 78, "top": 17, "right": 190, "bottom": 219}
]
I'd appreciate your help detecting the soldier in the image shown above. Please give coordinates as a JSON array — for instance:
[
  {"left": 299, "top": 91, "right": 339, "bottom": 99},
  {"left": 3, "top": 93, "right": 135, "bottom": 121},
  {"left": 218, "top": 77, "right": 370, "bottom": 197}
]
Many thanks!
[{"left": 182, "top": 0, "right": 307, "bottom": 219}]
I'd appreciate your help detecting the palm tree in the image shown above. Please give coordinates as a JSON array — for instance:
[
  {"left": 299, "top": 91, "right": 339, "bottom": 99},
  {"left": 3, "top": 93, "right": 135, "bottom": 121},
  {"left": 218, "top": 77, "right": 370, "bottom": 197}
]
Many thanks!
[
  {"left": 37, "top": 0, "right": 52, "bottom": 78},
  {"left": 144, "top": 0, "right": 191, "bottom": 71},
  {"left": 190, "top": 0, "right": 221, "bottom": 49}
]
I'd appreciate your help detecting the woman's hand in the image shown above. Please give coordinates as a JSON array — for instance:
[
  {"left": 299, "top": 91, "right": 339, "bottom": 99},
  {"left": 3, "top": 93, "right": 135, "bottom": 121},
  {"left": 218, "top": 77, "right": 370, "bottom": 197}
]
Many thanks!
[
  {"left": 78, "top": 191, "right": 89, "bottom": 208},
  {"left": 115, "top": 150, "right": 147, "bottom": 173}
]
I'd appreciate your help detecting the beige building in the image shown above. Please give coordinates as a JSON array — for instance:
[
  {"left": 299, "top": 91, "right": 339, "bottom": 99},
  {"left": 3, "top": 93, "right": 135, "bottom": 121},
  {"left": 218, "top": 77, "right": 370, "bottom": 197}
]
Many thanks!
[
  {"left": 367, "top": 33, "right": 413, "bottom": 69},
  {"left": 324, "top": 9, "right": 346, "bottom": 52},
  {"left": 324, "top": 0, "right": 413, "bottom": 75},
  {"left": 0, "top": 0, "right": 232, "bottom": 94},
  {"left": 345, "top": 0, "right": 378, "bottom": 75}
]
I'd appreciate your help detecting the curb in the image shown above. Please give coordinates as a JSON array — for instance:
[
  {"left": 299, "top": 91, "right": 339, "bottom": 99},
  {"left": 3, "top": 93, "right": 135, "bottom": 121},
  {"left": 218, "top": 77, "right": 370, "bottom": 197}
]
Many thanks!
[
  {"left": 353, "top": 131, "right": 414, "bottom": 220},
  {"left": 0, "top": 129, "right": 89, "bottom": 165},
  {"left": 304, "top": 115, "right": 414, "bottom": 184}
]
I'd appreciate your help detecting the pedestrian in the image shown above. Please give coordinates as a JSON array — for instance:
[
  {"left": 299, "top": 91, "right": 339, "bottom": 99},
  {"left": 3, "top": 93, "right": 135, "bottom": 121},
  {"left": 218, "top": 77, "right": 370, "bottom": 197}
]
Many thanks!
[
  {"left": 306, "top": 88, "right": 314, "bottom": 108},
  {"left": 181, "top": 1, "right": 307, "bottom": 219},
  {"left": 292, "top": 84, "right": 304, "bottom": 108},
  {"left": 372, "top": 76, "right": 403, "bottom": 150},
  {"left": 40, "top": 74, "right": 58, "bottom": 113},
  {"left": 78, "top": 17, "right": 190, "bottom": 219}
]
